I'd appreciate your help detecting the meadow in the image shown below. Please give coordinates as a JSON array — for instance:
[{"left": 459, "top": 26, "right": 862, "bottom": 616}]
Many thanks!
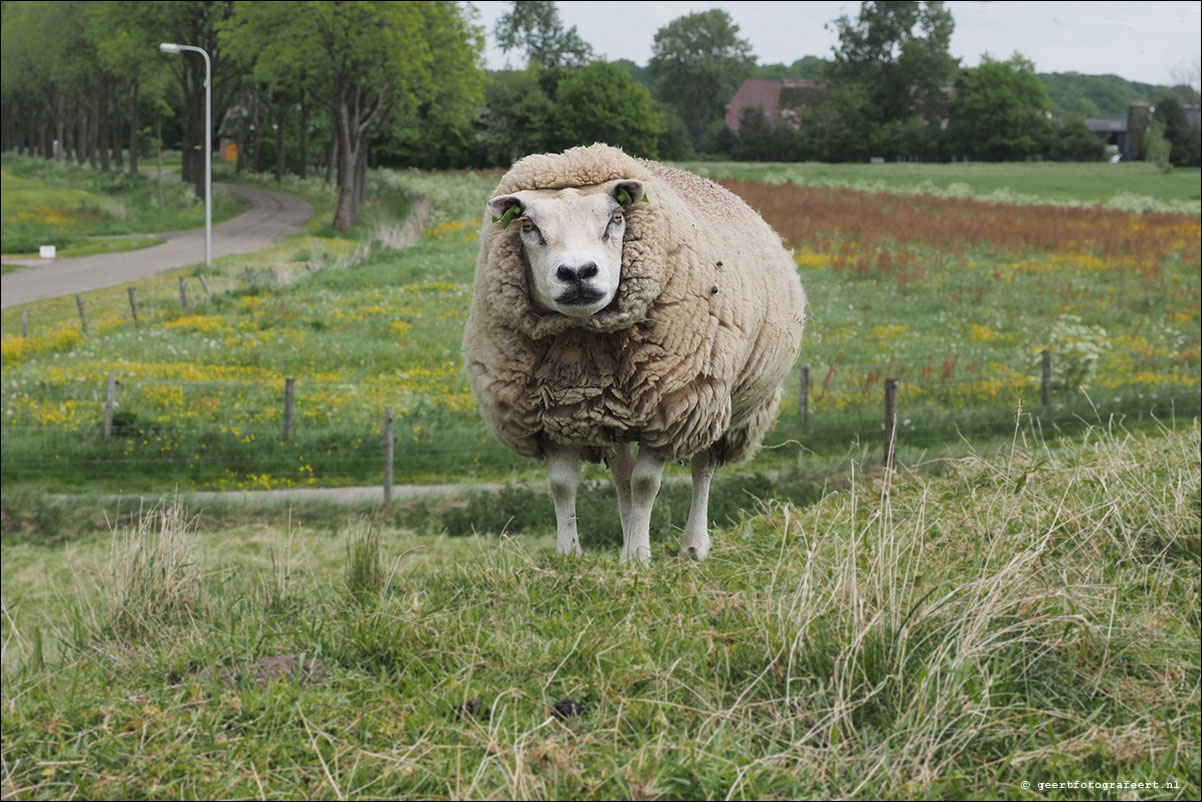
[
  {"left": 1, "top": 159, "right": 1199, "bottom": 799},
  {"left": 0, "top": 154, "right": 246, "bottom": 259},
  {"left": 1, "top": 423, "right": 1197, "bottom": 798},
  {"left": 1, "top": 162, "right": 1198, "bottom": 498}
]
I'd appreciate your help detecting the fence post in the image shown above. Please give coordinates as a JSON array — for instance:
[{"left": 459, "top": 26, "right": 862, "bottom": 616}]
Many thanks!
[
  {"left": 127, "top": 287, "right": 139, "bottom": 323},
  {"left": 384, "top": 409, "right": 395, "bottom": 506},
  {"left": 198, "top": 274, "right": 212, "bottom": 301},
  {"left": 75, "top": 294, "right": 88, "bottom": 334},
  {"left": 799, "top": 363, "right": 810, "bottom": 429},
  {"left": 178, "top": 277, "right": 189, "bottom": 310},
  {"left": 883, "top": 378, "right": 899, "bottom": 469},
  {"left": 103, "top": 373, "right": 115, "bottom": 440},
  {"left": 1041, "top": 348, "right": 1052, "bottom": 408},
  {"left": 283, "top": 377, "right": 295, "bottom": 442},
  {"left": 20, "top": 310, "right": 29, "bottom": 338}
]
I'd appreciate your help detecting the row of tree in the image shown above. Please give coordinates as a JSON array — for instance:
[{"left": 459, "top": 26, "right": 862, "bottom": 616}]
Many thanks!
[{"left": 3, "top": 1, "right": 1199, "bottom": 233}]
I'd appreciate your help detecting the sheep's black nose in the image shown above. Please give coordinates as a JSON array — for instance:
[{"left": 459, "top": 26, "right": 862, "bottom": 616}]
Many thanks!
[{"left": 556, "top": 262, "right": 598, "bottom": 283}]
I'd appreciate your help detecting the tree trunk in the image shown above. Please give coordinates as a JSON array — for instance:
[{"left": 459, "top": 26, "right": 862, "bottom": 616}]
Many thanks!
[
  {"left": 127, "top": 84, "right": 140, "bottom": 175},
  {"left": 98, "top": 86, "right": 111, "bottom": 171},
  {"left": 299, "top": 99, "right": 310, "bottom": 180},
  {"left": 252, "top": 89, "right": 265, "bottom": 173},
  {"left": 332, "top": 99, "right": 357, "bottom": 232},
  {"left": 112, "top": 83, "right": 123, "bottom": 171},
  {"left": 354, "top": 138, "right": 368, "bottom": 216},
  {"left": 324, "top": 119, "right": 337, "bottom": 185},
  {"left": 275, "top": 93, "right": 286, "bottom": 182}
]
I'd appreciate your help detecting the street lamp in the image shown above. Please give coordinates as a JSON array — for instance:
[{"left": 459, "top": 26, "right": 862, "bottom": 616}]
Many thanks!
[{"left": 159, "top": 42, "right": 211, "bottom": 267}]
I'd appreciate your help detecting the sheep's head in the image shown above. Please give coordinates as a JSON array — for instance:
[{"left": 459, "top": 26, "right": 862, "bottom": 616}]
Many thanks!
[{"left": 488, "top": 179, "right": 645, "bottom": 319}]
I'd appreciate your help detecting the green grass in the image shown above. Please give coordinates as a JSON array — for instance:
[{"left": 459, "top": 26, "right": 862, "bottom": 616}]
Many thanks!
[
  {"left": 1, "top": 154, "right": 246, "bottom": 255},
  {"left": 2, "top": 423, "right": 1197, "bottom": 798},
  {"left": 681, "top": 160, "right": 1202, "bottom": 212}
]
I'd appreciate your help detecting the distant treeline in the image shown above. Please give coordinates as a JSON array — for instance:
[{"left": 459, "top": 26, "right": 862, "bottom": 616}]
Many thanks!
[{"left": 3, "top": 1, "right": 1198, "bottom": 231}]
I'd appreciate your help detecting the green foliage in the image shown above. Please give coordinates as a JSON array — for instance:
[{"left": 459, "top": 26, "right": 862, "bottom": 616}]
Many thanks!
[
  {"left": 1154, "top": 96, "right": 1201, "bottom": 167},
  {"left": 947, "top": 53, "right": 1054, "bottom": 161},
  {"left": 475, "top": 68, "right": 557, "bottom": 166},
  {"left": 1144, "top": 117, "right": 1173, "bottom": 172},
  {"left": 754, "top": 55, "right": 831, "bottom": 81},
  {"left": 827, "top": 0, "right": 958, "bottom": 151},
  {"left": 1040, "top": 71, "right": 1201, "bottom": 118},
  {"left": 553, "top": 62, "right": 665, "bottom": 158},
  {"left": 493, "top": 0, "right": 593, "bottom": 69},
  {"left": 1048, "top": 117, "right": 1106, "bottom": 162},
  {"left": 648, "top": 9, "right": 756, "bottom": 150}
]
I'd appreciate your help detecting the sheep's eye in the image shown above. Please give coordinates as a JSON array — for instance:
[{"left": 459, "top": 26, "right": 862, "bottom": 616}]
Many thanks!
[
  {"left": 610, "top": 212, "right": 623, "bottom": 225},
  {"left": 520, "top": 219, "right": 535, "bottom": 234}
]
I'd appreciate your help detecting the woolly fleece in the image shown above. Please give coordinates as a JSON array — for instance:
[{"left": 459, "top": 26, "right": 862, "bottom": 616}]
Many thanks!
[{"left": 463, "top": 144, "right": 806, "bottom": 464}]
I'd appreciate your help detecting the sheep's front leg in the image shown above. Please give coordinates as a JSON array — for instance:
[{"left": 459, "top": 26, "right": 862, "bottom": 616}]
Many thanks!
[
  {"left": 607, "top": 443, "right": 635, "bottom": 542},
  {"left": 546, "top": 443, "right": 581, "bottom": 556},
  {"left": 620, "top": 447, "right": 665, "bottom": 565},
  {"left": 680, "top": 448, "right": 715, "bottom": 561}
]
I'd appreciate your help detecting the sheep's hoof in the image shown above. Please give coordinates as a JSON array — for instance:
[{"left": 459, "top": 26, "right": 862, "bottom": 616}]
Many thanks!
[{"left": 679, "top": 542, "right": 710, "bottom": 561}]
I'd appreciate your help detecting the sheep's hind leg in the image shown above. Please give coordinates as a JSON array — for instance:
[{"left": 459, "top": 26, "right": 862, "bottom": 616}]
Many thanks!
[
  {"left": 620, "top": 447, "right": 665, "bottom": 565},
  {"left": 680, "top": 448, "right": 715, "bottom": 561},
  {"left": 546, "top": 443, "right": 581, "bottom": 556},
  {"left": 607, "top": 443, "right": 634, "bottom": 542}
]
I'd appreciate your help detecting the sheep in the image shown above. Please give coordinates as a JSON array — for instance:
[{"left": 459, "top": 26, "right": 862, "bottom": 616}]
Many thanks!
[{"left": 463, "top": 144, "right": 806, "bottom": 564}]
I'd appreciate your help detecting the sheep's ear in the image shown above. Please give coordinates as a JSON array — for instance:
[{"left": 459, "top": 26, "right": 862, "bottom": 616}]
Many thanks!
[
  {"left": 488, "top": 195, "right": 523, "bottom": 228},
  {"left": 612, "top": 180, "right": 646, "bottom": 206}
]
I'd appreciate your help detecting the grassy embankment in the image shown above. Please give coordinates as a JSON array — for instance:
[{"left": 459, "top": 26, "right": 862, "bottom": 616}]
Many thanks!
[
  {"left": 1, "top": 422, "right": 1197, "bottom": 798},
  {"left": 0, "top": 153, "right": 247, "bottom": 266},
  {"left": 1, "top": 160, "right": 1197, "bottom": 503}
]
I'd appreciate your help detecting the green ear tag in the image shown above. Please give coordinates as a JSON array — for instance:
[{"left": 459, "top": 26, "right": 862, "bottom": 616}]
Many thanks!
[
  {"left": 492, "top": 205, "right": 522, "bottom": 228},
  {"left": 616, "top": 188, "right": 633, "bottom": 205}
]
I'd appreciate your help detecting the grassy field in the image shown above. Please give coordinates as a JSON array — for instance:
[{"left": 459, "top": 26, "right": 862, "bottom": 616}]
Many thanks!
[
  {"left": 683, "top": 160, "right": 1202, "bottom": 212},
  {"left": 1, "top": 161, "right": 1197, "bottom": 496},
  {"left": 2, "top": 423, "right": 1197, "bottom": 798},
  {"left": 0, "top": 154, "right": 246, "bottom": 257},
  {"left": 1, "top": 160, "right": 1199, "bottom": 798}
]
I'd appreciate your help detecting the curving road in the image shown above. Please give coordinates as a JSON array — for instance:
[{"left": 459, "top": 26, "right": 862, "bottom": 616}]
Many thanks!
[{"left": 1, "top": 183, "right": 314, "bottom": 309}]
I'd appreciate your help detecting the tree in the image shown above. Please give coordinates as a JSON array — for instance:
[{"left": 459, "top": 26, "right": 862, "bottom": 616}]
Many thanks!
[
  {"left": 1048, "top": 118, "right": 1105, "bottom": 162},
  {"left": 946, "top": 54, "right": 1053, "bottom": 161},
  {"left": 1153, "top": 97, "right": 1198, "bottom": 166},
  {"left": 494, "top": 1, "right": 592, "bottom": 69},
  {"left": 475, "top": 69, "right": 556, "bottom": 166},
  {"left": 553, "top": 61, "right": 664, "bottom": 158},
  {"left": 827, "top": 1, "right": 958, "bottom": 155},
  {"left": 647, "top": 9, "right": 756, "bottom": 150},
  {"left": 222, "top": 1, "right": 484, "bottom": 231}
]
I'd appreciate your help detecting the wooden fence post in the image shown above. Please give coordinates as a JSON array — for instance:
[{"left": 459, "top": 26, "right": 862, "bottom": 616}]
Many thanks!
[
  {"left": 384, "top": 409, "right": 395, "bottom": 506},
  {"left": 198, "top": 274, "right": 212, "bottom": 301},
  {"left": 883, "top": 378, "right": 899, "bottom": 469},
  {"left": 283, "top": 377, "right": 295, "bottom": 442},
  {"left": 75, "top": 294, "right": 88, "bottom": 334},
  {"left": 20, "top": 310, "right": 29, "bottom": 338},
  {"left": 799, "top": 363, "right": 810, "bottom": 428},
  {"left": 1041, "top": 348, "right": 1052, "bottom": 408},
  {"left": 103, "top": 373, "right": 115, "bottom": 440},
  {"left": 127, "top": 287, "right": 139, "bottom": 323},
  {"left": 178, "top": 277, "right": 188, "bottom": 310}
]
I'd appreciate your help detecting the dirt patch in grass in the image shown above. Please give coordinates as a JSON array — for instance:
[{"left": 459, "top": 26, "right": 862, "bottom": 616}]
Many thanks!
[{"left": 181, "top": 654, "right": 328, "bottom": 687}]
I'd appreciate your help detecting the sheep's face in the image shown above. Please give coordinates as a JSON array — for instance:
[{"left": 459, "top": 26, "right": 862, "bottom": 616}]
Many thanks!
[{"left": 489, "top": 180, "right": 644, "bottom": 319}]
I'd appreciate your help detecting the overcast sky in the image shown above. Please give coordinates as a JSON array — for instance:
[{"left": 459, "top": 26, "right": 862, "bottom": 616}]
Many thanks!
[{"left": 471, "top": 1, "right": 1202, "bottom": 89}]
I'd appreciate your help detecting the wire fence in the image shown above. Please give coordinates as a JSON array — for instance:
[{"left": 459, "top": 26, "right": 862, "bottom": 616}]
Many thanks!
[{"left": 2, "top": 345, "right": 1197, "bottom": 491}]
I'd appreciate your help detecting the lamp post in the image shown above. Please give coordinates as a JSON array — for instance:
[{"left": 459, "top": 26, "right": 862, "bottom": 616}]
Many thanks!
[{"left": 159, "top": 42, "right": 211, "bottom": 267}]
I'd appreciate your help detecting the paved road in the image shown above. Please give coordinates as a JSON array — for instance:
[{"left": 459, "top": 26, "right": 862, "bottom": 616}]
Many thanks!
[{"left": 1, "top": 183, "right": 314, "bottom": 309}]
